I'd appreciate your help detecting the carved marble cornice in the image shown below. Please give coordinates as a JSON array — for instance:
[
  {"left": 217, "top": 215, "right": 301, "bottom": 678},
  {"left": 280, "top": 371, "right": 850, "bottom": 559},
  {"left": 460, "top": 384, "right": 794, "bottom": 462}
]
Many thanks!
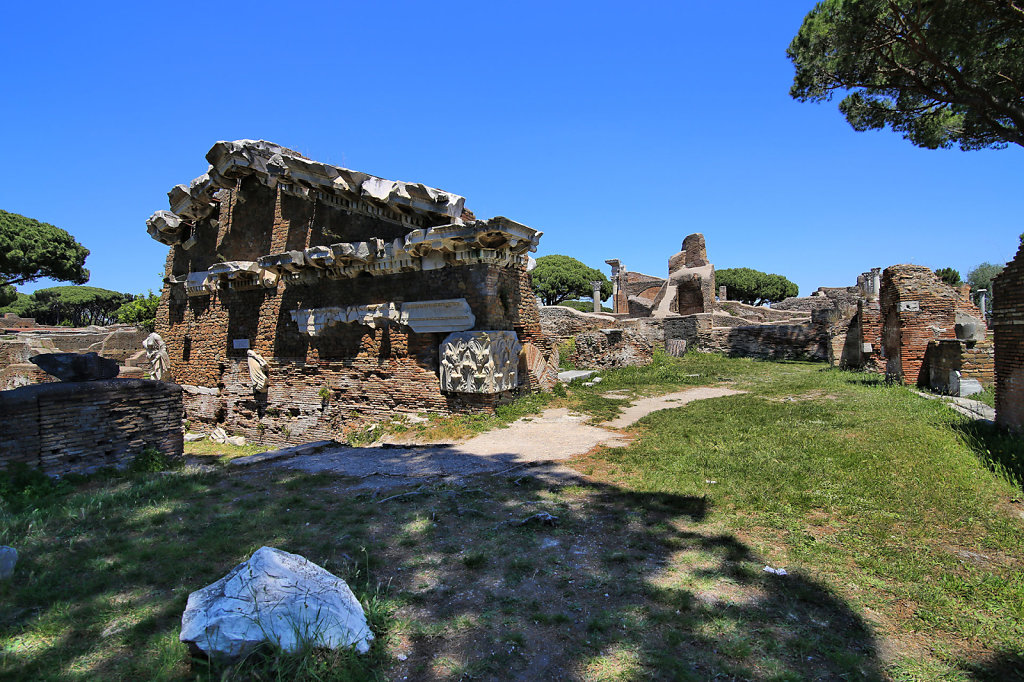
[
  {"left": 257, "top": 218, "right": 541, "bottom": 281},
  {"left": 149, "top": 140, "right": 466, "bottom": 243},
  {"left": 291, "top": 299, "right": 475, "bottom": 335}
]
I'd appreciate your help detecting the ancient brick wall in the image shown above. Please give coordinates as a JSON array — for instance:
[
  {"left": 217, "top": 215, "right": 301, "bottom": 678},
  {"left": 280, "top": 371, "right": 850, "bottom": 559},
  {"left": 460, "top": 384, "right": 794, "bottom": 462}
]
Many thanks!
[
  {"left": 538, "top": 305, "right": 619, "bottom": 344},
  {"left": 962, "top": 338, "right": 995, "bottom": 386},
  {"left": 992, "top": 244, "right": 1024, "bottom": 432},
  {"left": 854, "top": 300, "right": 884, "bottom": 372},
  {"left": 880, "top": 265, "right": 958, "bottom": 386},
  {"left": 700, "top": 323, "right": 828, "bottom": 361},
  {"left": 0, "top": 379, "right": 183, "bottom": 476},
  {"left": 924, "top": 338, "right": 995, "bottom": 393},
  {"left": 161, "top": 263, "right": 536, "bottom": 445},
  {"left": 0, "top": 314, "right": 35, "bottom": 328}
]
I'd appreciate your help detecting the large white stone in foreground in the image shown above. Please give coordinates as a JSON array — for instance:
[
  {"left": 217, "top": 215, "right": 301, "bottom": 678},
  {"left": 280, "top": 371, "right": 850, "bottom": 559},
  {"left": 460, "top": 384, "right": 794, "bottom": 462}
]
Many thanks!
[{"left": 180, "top": 546, "right": 373, "bottom": 660}]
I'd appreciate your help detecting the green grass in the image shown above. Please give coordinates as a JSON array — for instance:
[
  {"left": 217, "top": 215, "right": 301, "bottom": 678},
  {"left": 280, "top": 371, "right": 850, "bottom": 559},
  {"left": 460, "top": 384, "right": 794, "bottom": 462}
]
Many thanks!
[{"left": 2, "top": 352, "right": 1022, "bottom": 680}]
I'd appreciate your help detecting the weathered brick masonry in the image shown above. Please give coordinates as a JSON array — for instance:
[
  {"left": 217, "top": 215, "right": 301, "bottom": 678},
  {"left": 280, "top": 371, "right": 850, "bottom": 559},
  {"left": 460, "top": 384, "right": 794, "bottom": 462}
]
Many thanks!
[
  {"left": 880, "top": 265, "right": 960, "bottom": 386},
  {"left": 0, "top": 379, "right": 183, "bottom": 476},
  {"left": 148, "top": 140, "right": 553, "bottom": 445},
  {"left": 992, "top": 243, "right": 1024, "bottom": 432}
]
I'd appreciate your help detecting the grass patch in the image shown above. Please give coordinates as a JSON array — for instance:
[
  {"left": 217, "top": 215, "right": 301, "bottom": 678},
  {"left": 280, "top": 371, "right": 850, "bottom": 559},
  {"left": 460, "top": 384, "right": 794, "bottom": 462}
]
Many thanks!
[{"left": 2, "top": 353, "right": 1022, "bottom": 680}]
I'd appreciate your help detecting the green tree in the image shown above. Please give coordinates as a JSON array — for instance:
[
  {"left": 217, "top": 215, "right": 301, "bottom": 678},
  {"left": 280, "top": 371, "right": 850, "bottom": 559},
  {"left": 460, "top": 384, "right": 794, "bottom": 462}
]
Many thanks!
[
  {"left": 21, "top": 286, "right": 133, "bottom": 327},
  {"left": 788, "top": 0, "right": 1024, "bottom": 150},
  {"left": 934, "top": 267, "right": 962, "bottom": 287},
  {"left": 531, "top": 255, "right": 612, "bottom": 306},
  {"left": 967, "top": 262, "right": 1004, "bottom": 293},
  {"left": 717, "top": 268, "right": 799, "bottom": 306},
  {"left": 114, "top": 291, "right": 160, "bottom": 332},
  {"left": 0, "top": 210, "right": 90, "bottom": 306}
]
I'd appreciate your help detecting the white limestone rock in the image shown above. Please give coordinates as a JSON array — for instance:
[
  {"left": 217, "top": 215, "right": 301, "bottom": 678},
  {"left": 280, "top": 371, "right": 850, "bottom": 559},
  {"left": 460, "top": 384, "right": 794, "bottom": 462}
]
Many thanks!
[
  {"left": 0, "top": 546, "right": 17, "bottom": 580},
  {"left": 210, "top": 427, "right": 228, "bottom": 444},
  {"left": 180, "top": 547, "right": 373, "bottom": 660}
]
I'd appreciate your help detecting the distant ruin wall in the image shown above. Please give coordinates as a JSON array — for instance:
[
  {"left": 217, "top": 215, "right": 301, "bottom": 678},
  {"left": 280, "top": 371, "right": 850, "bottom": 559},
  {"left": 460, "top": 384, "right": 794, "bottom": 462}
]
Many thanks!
[
  {"left": 698, "top": 324, "right": 828, "bottom": 361},
  {"left": 538, "top": 306, "right": 619, "bottom": 344},
  {"left": 0, "top": 379, "right": 183, "bottom": 476},
  {"left": 992, "top": 244, "right": 1024, "bottom": 432}
]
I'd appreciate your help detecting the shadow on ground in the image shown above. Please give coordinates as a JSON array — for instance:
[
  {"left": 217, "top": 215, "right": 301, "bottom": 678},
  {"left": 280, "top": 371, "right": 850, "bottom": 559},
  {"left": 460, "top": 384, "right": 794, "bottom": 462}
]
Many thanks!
[
  {"left": 0, "top": 461, "right": 886, "bottom": 680},
  {"left": 950, "top": 420, "right": 1024, "bottom": 490}
]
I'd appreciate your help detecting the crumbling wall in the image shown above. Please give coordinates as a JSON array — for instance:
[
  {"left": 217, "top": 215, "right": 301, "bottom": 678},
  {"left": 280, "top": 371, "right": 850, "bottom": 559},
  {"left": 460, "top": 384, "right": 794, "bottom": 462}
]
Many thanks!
[
  {"left": 572, "top": 327, "right": 656, "bottom": 369},
  {"left": 0, "top": 326, "right": 149, "bottom": 388},
  {"left": 151, "top": 140, "right": 553, "bottom": 444},
  {"left": 667, "top": 234, "right": 715, "bottom": 316},
  {"left": 0, "top": 379, "right": 183, "bottom": 476},
  {"left": 992, "top": 243, "right": 1024, "bottom": 432},
  {"left": 538, "top": 305, "right": 619, "bottom": 344},
  {"left": 925, "top": 338, "right": 994, "bottom": 395},
  {"left": 880, "top": 265, "right": 959, "bottom": 386},
  {"left": 0, "top": 314, "right": 35, "bottom": 328}
]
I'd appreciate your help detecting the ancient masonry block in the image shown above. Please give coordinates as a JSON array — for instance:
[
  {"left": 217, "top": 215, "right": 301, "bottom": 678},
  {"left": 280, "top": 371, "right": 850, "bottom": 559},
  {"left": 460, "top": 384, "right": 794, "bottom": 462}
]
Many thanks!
[
  {"left": 439, "top": 331, "right": 521, "bottom": 393},
  {"left": 992, "top": 242, "right": 1024, "bottom": 432},
  {"left": 146, "top": 140, "right": 555, "bottom": 444},
  {"left": 879, "top": 264, "right": 988, "bottom": 387},
  {"left": 0, "top": 379, "right": 183, "bottom": 476}
]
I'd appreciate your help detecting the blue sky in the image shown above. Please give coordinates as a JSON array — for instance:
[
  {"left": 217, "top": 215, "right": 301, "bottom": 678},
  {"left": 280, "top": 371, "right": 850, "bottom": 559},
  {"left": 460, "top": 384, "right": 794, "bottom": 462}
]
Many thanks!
[{"left": 2, "top": 1, "right": 1020, "bottom": 299}]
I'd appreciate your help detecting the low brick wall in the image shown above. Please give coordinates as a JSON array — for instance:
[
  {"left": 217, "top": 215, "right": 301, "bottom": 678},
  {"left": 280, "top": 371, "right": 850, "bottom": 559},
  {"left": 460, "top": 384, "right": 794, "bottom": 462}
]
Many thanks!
[
  {"left": 0, "top": 379, "right": 183, "bottom": 476},
  {"left": 539, "top": 306, "right": 620, "bottom": 344}
]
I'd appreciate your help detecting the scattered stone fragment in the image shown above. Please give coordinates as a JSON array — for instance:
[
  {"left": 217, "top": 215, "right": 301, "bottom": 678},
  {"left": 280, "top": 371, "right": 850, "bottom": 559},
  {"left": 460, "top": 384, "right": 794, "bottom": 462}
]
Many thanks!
[
  {"left": 210, "top": 427, "right": 228, "bottom": 443},
  {"left": 225, "top": 435, "right": 246, "bottom": 447},
  {"left": 0, "top": 546, "right": 18, "bottom": 580},
  {"left": 180, "top": 546, "right": 373, "bottom": 661},
  {"left": 514, "top": 511, "right": 559, "bottom": 527},
  {"left": 29, "top": 352, "right": 119, "bottom": 382},
  {"left": 184, "top": 433, "right": 205, "bottom": 443},
  {"left": 763, "top": 565, "right": 788, "bottom": 576},
  {"left": 557, "top": 370, "right": 596, "bottom": 383}
]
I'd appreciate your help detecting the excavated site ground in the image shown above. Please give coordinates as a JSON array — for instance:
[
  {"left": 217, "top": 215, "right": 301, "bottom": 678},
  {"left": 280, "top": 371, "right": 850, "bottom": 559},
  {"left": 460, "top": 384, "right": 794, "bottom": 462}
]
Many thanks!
[{"left": 230, "top": 387, "right": 743, "bottom": 490}]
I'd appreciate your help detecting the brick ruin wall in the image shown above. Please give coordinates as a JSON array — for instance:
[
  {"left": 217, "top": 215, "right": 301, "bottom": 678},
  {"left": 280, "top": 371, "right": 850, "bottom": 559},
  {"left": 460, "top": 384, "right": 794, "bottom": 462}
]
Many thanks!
[
  {"left": 1, "top": 326, "right": 149, "bottom": 390},
  {"left": 993, "top": 243, "right": 1024, "bottom": 432},
  {"left": 157, "top": 183, "right": 550, "bottom": 446},
  {"left": 880, "top": 265, "right": 958, "bottom": 386},
  {"left": 0, "top": 379, "right": 183, "bottom": 476},
  {"left": 538, "top": 306, "right": 620, "bottom": 345},
  {"left": 925, "top": 338, "right": 996, "bottom": 393},
  {"left": 0, "top": 314, "right": 36, "bottom": 328}
]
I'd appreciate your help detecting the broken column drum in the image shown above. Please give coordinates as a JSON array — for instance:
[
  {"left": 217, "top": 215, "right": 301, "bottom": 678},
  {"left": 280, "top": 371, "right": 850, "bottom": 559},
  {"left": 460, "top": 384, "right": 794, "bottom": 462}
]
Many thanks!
[{"left": 146, "top": 139, "right": 557, "bottom": 445}]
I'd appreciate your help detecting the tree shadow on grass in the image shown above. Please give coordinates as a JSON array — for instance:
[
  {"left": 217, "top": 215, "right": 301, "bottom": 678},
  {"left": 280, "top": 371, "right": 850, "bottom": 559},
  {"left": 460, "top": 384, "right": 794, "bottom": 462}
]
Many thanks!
[
  {"left": 380, "top": 474, "right": 885, "bottom": 681},
  {"left": 1, "top": 465, "right": 887, "bottom": 681},
  {"left": 950, "top": 419, "right": 1024, "bottom": 490}
]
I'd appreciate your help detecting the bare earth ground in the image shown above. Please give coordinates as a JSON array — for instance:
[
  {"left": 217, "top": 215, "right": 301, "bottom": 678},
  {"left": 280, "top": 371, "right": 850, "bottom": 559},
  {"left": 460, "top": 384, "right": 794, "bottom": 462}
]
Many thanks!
[{"left": 236, "top": 387, "right": 743, "bottom": 490}]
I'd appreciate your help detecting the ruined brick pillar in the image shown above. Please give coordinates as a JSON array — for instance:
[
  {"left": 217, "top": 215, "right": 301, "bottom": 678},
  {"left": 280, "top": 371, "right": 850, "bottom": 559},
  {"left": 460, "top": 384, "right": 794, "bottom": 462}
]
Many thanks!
[
  {"left": 992, "top": 243, "right": 1024, "bottom": 432},
  {"left": 879, "top": 265, "right": 958, "bottom": 386}
]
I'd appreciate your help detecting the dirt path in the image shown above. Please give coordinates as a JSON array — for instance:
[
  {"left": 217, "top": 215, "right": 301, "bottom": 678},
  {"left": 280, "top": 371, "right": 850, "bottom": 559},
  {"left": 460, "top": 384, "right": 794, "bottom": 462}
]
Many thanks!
[{"left": 236, "top": 386, "right": 743, "bottom": 489}]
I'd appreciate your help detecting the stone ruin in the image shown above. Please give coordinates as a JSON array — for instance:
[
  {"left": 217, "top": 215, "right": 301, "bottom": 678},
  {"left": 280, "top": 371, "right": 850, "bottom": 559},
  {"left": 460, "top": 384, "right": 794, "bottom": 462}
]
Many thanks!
[
  {"left": 546, "top": 238, "right": 996, "bottom": 397},
  {"left": 991, "top": 242, "right": 1024, "bottom": 432},
  {"left": 1, "top": 349, "right": 183, "bottom": 476},
  {"left": 145, "top": 139, "right": 558, "bottom": 445},
  {"left": 1, "top": 321, "right": 150, "bottom": 390},
  {"left": 876, "top": 264, "right": 990, "bottom": 391},
  {"left": 553, "top": 234, "right": 820, "bottom": 369},
  {"left": 606, "top": 233, "right": 716, "bottom": 318}
]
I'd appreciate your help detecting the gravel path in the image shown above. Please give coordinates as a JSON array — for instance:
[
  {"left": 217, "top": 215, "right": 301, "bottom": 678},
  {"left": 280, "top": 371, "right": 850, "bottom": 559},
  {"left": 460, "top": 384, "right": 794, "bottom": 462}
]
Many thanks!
[{"left": 235, "top": 386, "right": 743, "bottom": 490}]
